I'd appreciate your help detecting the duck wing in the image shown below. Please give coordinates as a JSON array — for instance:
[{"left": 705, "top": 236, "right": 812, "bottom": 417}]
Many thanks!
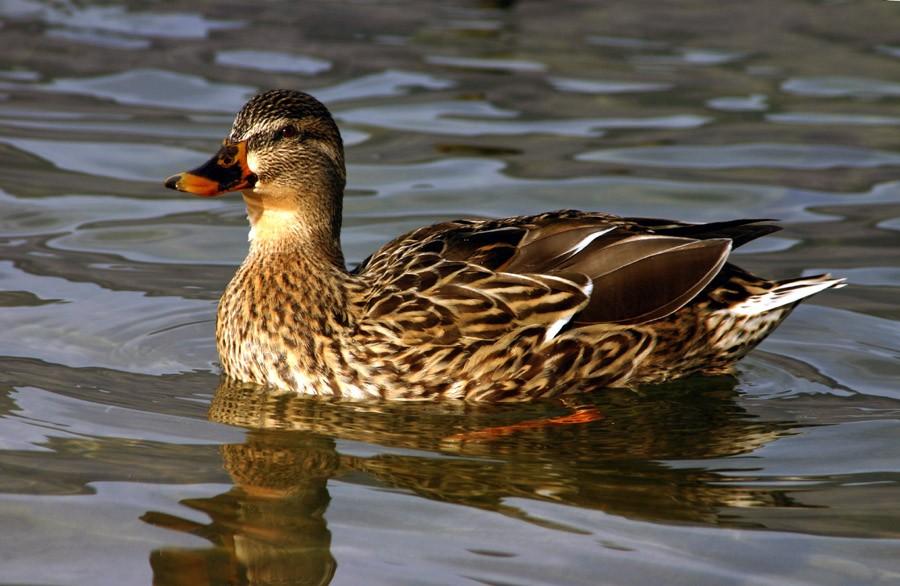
[{"left": 353, "top": 211, "right": 774, "bottom": 341}]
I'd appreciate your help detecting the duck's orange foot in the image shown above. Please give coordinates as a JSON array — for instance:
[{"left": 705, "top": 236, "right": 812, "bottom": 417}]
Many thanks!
[{"left": 444, "top": 406, "right": 603, "bottom": 443}]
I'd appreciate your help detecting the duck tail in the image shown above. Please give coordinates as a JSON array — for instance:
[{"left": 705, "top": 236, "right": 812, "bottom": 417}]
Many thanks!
[{"left": 729, "top": 273, "right": 846, "bottom": 316}]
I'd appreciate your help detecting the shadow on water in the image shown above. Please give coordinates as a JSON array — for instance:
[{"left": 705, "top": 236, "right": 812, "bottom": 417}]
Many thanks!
[{"left": 144, "top": 375, "right": 799, "bottom": 585}]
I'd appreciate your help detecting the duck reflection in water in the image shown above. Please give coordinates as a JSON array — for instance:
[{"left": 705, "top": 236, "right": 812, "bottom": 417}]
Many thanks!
[
  {"left": 143, "top": 375, "right": 801, "bottom": 585},
  {"left": 144, "top": 430, "right": 337, "bottom": 586}
]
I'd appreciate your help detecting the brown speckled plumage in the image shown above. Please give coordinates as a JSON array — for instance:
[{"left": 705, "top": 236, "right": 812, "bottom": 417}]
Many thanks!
[{"left": 166, "top": 90, "right": 844, "bottom": 402}]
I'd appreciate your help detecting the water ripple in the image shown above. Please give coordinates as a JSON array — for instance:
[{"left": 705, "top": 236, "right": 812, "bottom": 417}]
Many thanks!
[
  {"left": 44, "top": 28, "right": 151, "bottom": 50},
  {"left": 767, "top": 112, "right": 900, "bottom": 126},
  {"left": 7, "top": 388, "right": 240, "bottom": 450},
  {"left": 585, "top": 35, "right": 668, "bottom": 50},
  {"left": 0, "top": 189, "right": 222, "bottom": 237},
  {"left": 2, "top": 0, "right": 244, "bottom": 39},
  {"left": 0, "top": 261, "right": 217, "bottom": 375},
  {"left": 756, "top": 306, "right": 900, "bottom": 399},
  {"left": 802, "top": 267, "right": 900, "bottom": 288},
  {"left": 876, "top": 45, "right": 900, "bottom": 59},
  {"left": 50, "top": 223, "right": 246, "bottom": 266},
  {"left": 46, "top": 69, "right": 255, "bottom": 113},
  {"left": 549, "top": 77, "right": 672, "bottom": 94},
  {"left": 41, "top": 68, "right": 455, "bottom": 113},
  {"left": 0, "top": 137, "right": 213, "bottom": 183},
  {"left": 0, "top": 107, "right": 369, "bottom": 145},
  {"left": 578, "top": 143, "right": 900, "bottom": 169},
  {"left": 781, "top": 76, "right": 900, "bottom": 98},
  {"left": 706, "top": 94, "right": 768, "bottom": 112},
  {"left": 632, "top": 49, "right": 746, "bottom": 66},
  {"left": 339, "top": 100, "right": 707, "bottom": 137},
  {"left": 215, "top": 50, "right": 332, "bottom": 75},
  {"left": 425, "top": 55, "right": 547, "bottom": 73},
  {"left": 357, "top": 160, "right": 899, "bottom": 218},
  {"left": 312, "top": 70, "right": 454, "bottom": 103}
]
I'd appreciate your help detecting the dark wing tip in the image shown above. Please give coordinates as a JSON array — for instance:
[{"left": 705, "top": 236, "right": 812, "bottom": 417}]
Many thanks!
[{"left": 575, "top": 238, "right": 731, "bottom": 325}]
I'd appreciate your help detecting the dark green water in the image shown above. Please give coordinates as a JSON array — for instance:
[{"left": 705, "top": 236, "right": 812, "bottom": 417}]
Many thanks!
[{"left": 1, "top": 1, "right": 899, "bottom": 584}]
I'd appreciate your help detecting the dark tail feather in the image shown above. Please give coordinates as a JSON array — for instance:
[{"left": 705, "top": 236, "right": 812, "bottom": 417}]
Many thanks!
[{"left": 629, "top": 218, "right": 782, "bottom": 249}]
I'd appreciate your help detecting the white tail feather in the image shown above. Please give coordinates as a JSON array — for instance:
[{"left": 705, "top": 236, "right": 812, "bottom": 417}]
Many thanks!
[{"left": 730, "top": 275, "right": 845, "bottom": 316}]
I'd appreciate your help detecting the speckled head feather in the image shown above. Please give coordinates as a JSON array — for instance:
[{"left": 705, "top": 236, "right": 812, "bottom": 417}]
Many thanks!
[
  {"left": 230, "top": 90, "right": 338, "bottom": 141},
  {"left": 228, "top": 90, "right": 347, "bottom": 250},
  {"left": 230, "top": 89, "right": 345, "bottom": 189}
]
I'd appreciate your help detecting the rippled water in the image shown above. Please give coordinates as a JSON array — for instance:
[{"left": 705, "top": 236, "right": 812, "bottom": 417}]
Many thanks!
[{"left": 1, "top": 1, "right": 899, "bottom": 584}]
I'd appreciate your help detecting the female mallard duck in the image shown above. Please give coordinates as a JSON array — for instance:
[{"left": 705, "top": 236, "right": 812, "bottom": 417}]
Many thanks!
[{"left": 165, "top": 89, "right": 843, "bottom": 401}]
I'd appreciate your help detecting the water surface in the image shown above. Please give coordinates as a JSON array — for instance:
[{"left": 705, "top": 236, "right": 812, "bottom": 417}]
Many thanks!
[{"left": 1, "top": 1, "right": 899, "bottom": 584}]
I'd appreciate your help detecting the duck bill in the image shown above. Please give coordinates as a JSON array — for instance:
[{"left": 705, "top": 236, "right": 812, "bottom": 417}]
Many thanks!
[{"left": 164, "top": 140, "right": 256, "bottom": 197}]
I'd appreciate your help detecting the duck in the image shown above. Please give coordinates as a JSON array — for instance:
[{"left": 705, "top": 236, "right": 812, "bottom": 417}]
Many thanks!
[{"left": 164, "top": 89, "right": 844, "bottom": 402}]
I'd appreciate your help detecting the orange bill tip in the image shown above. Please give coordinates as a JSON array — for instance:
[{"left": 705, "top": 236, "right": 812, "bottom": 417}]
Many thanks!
[
  {"left": 164, "top": 140, "right": 256, "bottom": 197},
  {"left": 164, "top": 172, "right": 226, "bottom": 197}
]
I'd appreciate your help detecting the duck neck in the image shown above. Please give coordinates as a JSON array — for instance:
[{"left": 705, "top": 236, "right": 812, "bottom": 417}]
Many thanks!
[
  {"left": 241, "top": 187, "right": 345, "bottom": 271},
  {"left": 228, "top": 189, "right": 352, "bottom": 341}
]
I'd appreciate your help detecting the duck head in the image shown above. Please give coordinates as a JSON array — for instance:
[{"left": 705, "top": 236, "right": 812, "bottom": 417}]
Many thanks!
[{"left": 165, "top": 90, "right": 346, "bottom": 249}]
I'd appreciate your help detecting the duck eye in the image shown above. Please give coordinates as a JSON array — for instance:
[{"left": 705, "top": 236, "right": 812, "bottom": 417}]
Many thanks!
[{"left": 278, "top": 126, "right": 298, "bottom": 140}]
